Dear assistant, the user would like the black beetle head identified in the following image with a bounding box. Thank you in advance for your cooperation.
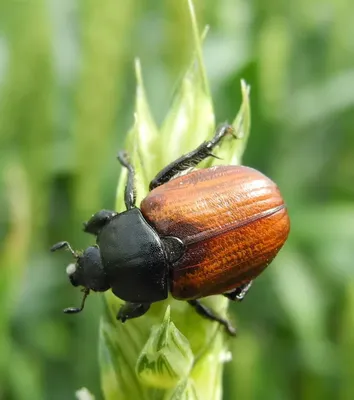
[51,241,110,314]
[66,246,110,292]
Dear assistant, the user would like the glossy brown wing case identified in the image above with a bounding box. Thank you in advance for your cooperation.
[140,165,290,300]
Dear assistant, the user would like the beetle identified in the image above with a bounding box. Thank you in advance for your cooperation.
[51,124,290,335]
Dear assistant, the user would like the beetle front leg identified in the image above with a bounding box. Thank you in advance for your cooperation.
[84,209,117,235]
[117,151,136,210]
[117,302,151,322]
[223,281,253,301]
[188,299,236,336]
[149,124,235,190]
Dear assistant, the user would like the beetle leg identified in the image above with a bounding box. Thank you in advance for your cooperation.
[223,281,253,302]
[149,124,235,190]
[63,288,90,314]
[117,151,136,210]
[84,209,117,235]
[117,302,151,322]
[188,299,236,336]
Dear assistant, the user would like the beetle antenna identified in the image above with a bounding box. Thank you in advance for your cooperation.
[63,288,90,314]
[51,241,77,258]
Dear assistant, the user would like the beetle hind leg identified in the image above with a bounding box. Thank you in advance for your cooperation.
[149,124,235,190]
[188,299,236,336]
[223,281,253,302]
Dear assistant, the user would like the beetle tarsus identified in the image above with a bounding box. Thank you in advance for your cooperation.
[117,150,137,210]
[149,123,235,190]
[208,123,234,146]
[117,301,151,322]
[188,299,236,336]
[223,281,253,302]
[63,288,90,314]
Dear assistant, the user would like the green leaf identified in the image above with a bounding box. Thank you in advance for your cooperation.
[115,59,160,210]
[75,388,96,400]
[136,307,194,389]
[99,1,252,399]
[164,379,198,400]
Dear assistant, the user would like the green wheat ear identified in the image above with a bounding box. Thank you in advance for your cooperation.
[99,1,251,399]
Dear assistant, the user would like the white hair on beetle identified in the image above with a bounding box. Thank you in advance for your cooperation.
[66,263,77,276]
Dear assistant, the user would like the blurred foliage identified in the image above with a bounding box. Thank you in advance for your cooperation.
[0,0,353,399]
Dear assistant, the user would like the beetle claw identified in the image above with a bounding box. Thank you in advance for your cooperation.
[209,152,222,160]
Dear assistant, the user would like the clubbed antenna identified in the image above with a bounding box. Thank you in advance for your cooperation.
[50,241,77,258]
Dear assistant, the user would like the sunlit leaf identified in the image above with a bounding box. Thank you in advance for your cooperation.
[100,1,252,399]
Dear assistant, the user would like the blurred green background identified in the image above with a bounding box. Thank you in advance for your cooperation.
[1,0,354,399]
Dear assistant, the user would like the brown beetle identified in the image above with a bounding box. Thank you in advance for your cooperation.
[51,124,290,335]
